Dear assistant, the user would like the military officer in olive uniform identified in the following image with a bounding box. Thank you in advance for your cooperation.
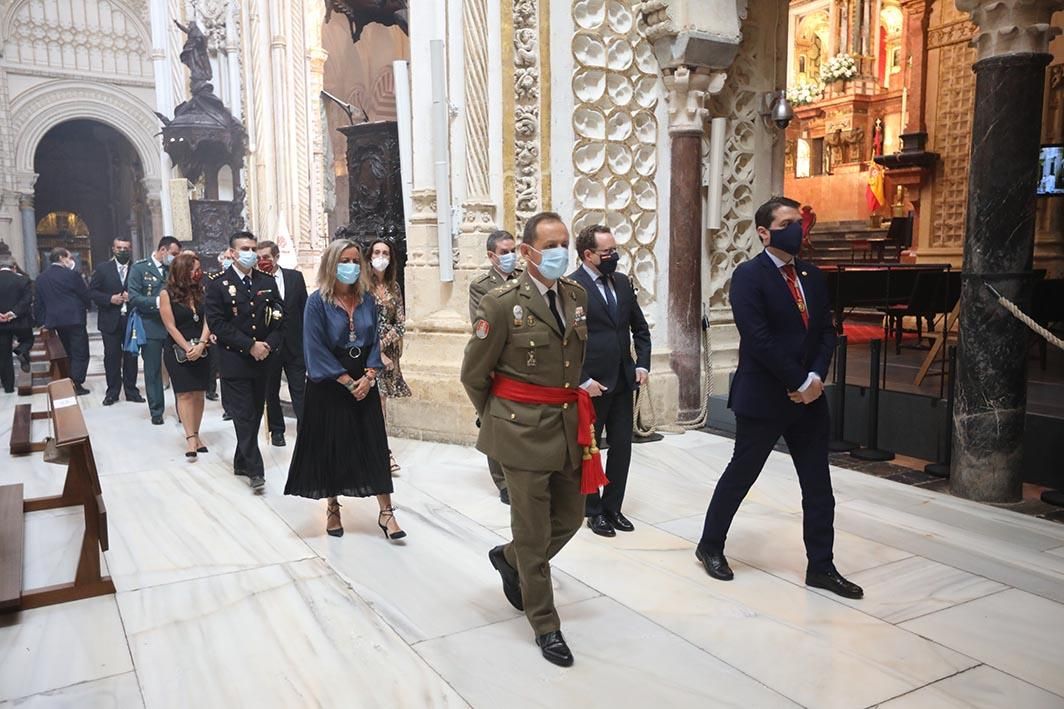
[467,229,522,503]
[461,212,595,668]
[128,236,183,424]
[205,231,285,493]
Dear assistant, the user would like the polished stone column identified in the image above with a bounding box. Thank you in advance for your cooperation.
[19,194,38,279]
[664,67,712,414]
[951,0,1064,502]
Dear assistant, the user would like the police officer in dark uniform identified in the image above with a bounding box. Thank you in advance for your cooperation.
[205,231,285,493]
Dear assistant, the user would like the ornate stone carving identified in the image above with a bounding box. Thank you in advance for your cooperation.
[664,67,725,135]
[705,22,762,308]
[635,0,676,42]
[512,0,542,230]
[4,0,152,79]
[927,20,978,50]
[462,0,495,232]
[189,198,245,259]
[410,189,438,222]
[336,123,405,248]
[930,39,977,247]
[572,0,661,309]
[956,0,1064,60]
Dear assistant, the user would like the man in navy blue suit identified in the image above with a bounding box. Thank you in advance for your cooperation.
[695,197,863,599]
[34,247,92,395]
[88,238,144,406]
[569,224,651,536]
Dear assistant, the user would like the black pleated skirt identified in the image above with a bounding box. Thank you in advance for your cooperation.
[284,378,393,499]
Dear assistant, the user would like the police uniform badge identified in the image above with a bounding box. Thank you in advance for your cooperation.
[475,319,490,339]
[228,284,237,298]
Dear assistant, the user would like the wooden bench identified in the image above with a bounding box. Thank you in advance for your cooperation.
[10,330,69,456]
[17,330,68,396]
[1,378,116,613]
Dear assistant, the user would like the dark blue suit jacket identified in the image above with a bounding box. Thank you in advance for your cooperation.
[728,251,835,419]
[568,265,651,393]
[33,263,90,329]
[88,259,130,335]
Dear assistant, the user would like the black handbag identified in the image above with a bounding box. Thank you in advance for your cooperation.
[173,339,203,364]
[332,343,367,379]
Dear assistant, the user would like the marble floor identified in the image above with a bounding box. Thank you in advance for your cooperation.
[2,348,1064,708]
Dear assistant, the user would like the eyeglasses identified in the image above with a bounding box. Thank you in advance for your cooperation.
[594,248,618,257]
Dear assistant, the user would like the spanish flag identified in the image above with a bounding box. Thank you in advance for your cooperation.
[866,162,886,212]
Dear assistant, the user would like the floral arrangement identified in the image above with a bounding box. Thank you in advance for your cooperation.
[786,80,825,106]
[819,53,858,83]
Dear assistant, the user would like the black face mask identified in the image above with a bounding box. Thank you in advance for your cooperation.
[114,250,131,265]
[768,222,803,256]
[597,253,619,276]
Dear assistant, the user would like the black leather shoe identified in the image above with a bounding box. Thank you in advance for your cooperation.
[125,392,146,403]
[695,546,734,581]
[499,488,510,505]
[488,545,524,611]
[222,411,232,421]
[249,475,266,493]
[605,511,635,532]
[536,631,574,668]
[586,514,616,537]
[806,567,864,599]
[102,396,117,406]
[271,433,286,447]
[205,391,219,401]
[151,415,164,425]
[73,385,90,396]
[19,353,30,373]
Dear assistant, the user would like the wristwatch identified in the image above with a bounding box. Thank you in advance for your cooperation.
[342,379,357,393]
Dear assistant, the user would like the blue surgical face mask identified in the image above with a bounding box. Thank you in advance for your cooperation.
[530,246,569,281]
[236,250,258,269]
[336,262,360,285]
[221,258,234,271]
[163,252,176,266]
[768,221,804,256]
[496,252,517,274]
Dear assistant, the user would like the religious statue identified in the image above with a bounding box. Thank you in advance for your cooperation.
[871,117,884,158]
[326,0,409,43]
[825,129,844,172]
[175,20,213,96]
[843,126,865,164]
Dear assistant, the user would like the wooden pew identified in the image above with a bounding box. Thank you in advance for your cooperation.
[16,330,69,396]
[0,483,23,610]
[2,378,116,612]
[10,330,69,456]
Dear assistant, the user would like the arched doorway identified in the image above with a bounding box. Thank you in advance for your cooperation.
[32,120,148,274]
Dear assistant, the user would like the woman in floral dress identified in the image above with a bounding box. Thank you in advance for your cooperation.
[367,238,411,474]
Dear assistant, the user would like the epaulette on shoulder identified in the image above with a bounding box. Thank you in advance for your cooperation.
[133,258,150,266]
[472,271,493,284]
[558,275,580,287]
[207,271,224,280]
[491,279,520,295]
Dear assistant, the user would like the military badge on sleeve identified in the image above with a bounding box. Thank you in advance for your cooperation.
[475,319,490,339]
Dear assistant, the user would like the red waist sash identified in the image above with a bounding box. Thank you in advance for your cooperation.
[490,374,608,494]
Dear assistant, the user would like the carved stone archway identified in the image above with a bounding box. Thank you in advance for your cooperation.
[11,80,161,183]
[11,80,164,256]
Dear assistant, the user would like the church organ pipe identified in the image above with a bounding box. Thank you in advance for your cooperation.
[430,39,454,283]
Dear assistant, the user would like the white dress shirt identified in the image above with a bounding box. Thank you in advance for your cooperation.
[272,267,285,301]
[151,254,165,308]
[764,249,818,393]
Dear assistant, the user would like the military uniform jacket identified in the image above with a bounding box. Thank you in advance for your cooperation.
[204,266,285,379]
[460,270,589,472]
[127,258,168,340]
[467,267,521,324]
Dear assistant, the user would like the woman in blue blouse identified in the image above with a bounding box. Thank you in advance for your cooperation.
[284,239,406,540]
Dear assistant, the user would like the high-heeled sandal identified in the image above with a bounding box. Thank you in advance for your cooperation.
[194,432,208,454]
[389,451,401,476]
[326,500,344,538]
[377,506,407,541]
[184,435,198,460]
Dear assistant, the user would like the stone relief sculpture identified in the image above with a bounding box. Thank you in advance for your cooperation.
[512,0,542,230]
[571,0,660,309]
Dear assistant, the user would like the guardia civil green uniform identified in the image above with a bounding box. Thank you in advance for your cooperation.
[127,256,169,419]
[461,270,589,636]
[467,266,521,493]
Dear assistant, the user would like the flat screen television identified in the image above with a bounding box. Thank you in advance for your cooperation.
[1037,144,1064,197]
